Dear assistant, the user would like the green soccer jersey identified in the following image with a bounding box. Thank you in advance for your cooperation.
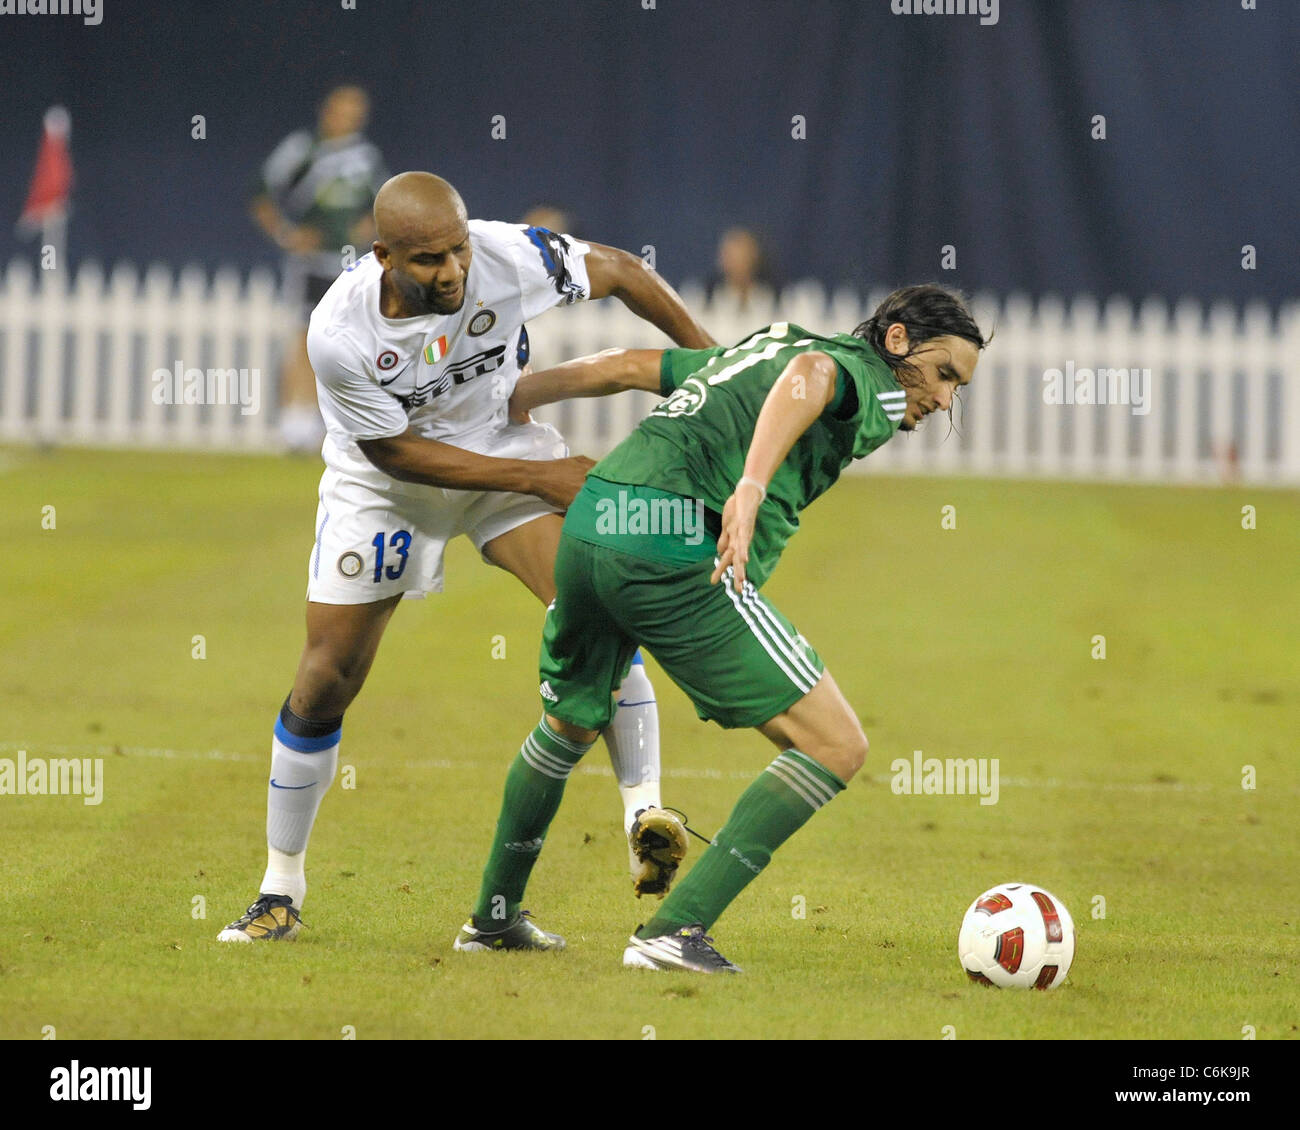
[589,322,907,589]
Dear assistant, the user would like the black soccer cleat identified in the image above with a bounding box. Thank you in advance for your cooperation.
[622,923,742,973]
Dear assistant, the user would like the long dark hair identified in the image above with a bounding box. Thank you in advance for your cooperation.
[853,284,988,388]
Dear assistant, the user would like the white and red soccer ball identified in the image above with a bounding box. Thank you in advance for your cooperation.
[958,883,1076,990]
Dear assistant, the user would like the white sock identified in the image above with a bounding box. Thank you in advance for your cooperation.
[262,725,339,909]
[261,846,307,910]
[603,656,661,833]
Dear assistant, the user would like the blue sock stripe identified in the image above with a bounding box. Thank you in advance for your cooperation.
[273,717,341,753]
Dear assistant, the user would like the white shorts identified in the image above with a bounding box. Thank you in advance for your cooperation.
[306,421,568,604]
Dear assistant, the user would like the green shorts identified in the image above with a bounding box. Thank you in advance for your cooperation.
[539,533,824,731]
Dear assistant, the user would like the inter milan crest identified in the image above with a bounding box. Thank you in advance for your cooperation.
[337,551,364,578]
[468,309,497,336]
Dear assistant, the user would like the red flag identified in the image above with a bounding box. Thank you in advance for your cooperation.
[19,106,73,233]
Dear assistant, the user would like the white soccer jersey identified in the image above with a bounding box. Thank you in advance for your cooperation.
[307,219,592,482]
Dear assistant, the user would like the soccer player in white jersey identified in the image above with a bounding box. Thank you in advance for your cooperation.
[218,172,714,945]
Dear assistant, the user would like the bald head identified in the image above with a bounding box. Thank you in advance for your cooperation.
[372,173,474,318]
[374,172,467,251]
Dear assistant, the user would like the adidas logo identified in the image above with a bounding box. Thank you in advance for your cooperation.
[504,836,545,854]
[539,681,558,702]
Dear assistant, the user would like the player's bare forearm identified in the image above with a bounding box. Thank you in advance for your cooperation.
[251,195,321,253]
[358,429,594,507]
[510,349,665,413]
[710,352,838,588]
[250,196,285,243]
[741,352,838,486]
[584,243,716,348]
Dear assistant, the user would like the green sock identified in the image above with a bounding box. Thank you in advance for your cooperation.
[641,749,845,938]
[471,719,593,929]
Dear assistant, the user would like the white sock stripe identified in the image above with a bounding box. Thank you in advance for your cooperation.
[783,748,845,790]
[738,583,821,686]
[764,761,825,810]
[537,718,592,756]
[523,735,575,774]
[722,564,811,686]
[521,736,574,779]
[782,752,842,798]
[720,576,816,694]
[774,753,837,806]
[520,747,569,780]
[527,731,584,769]
[728,571,819,689]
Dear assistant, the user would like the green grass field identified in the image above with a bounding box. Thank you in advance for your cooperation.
[1,445,1296,1040]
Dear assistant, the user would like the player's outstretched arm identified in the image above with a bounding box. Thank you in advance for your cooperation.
[711,351,839,589]
[510,348,665,415]
[584,243,716,349]
[358,429,595,509]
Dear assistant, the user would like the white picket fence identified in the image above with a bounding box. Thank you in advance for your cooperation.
[1,257,1297,485]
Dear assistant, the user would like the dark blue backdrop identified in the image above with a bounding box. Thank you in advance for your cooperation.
[2,0,1295,303]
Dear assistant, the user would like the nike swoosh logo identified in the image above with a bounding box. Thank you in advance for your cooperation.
[616,699,656,707]
[270,779,318,790]
[377,360,415,387]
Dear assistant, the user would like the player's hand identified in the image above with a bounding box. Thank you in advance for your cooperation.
[710,480,764,588]
[536,455,596,509]
[280,225,323,254]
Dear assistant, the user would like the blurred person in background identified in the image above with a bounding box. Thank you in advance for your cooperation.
[520,204,576,235]
[251,85,389,453]
[709,226,777,313]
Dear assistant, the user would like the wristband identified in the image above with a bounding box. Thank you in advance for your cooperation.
[737,476,767,502]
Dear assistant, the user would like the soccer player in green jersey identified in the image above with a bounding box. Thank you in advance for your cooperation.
[453,284,987,970]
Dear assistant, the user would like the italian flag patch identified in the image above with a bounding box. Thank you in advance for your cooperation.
[423,336,448,365]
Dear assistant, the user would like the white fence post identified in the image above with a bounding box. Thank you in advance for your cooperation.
[1170,299,1204,483]
[242,266,286,449]
[103,262,139,444]
[33,265,67,442]
[66,261,104,444]
[1135,296,1168,482]
[1281,303,1300,485]
[1,259,34,442]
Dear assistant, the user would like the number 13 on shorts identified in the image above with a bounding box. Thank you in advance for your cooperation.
[371,529,412,582]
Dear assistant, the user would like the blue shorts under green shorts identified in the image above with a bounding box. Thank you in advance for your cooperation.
[538,478,825,731]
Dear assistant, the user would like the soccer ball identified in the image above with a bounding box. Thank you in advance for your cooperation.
[958,883,1075,990]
